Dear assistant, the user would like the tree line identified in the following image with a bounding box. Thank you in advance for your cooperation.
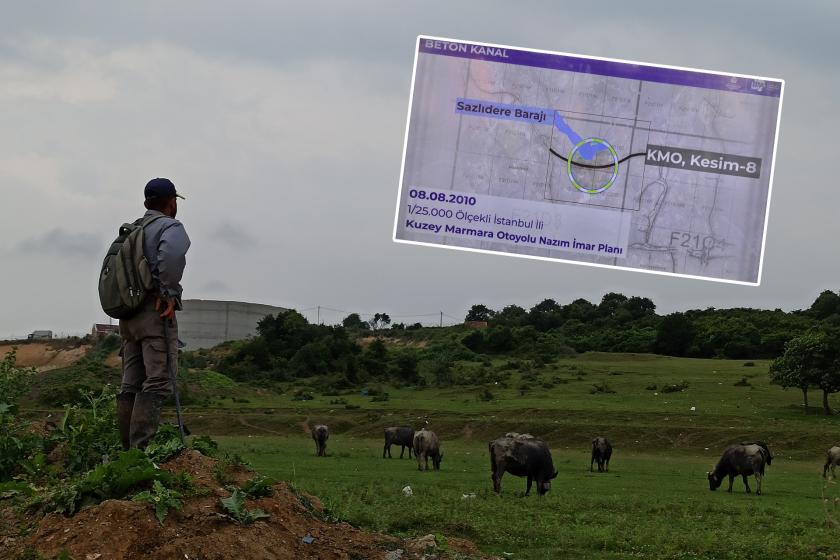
[210,290,840,412]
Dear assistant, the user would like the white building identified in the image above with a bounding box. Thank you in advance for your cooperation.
[176,299,286,350]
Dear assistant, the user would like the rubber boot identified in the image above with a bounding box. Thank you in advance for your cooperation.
[129,392,165,450]
[116,392,136,451]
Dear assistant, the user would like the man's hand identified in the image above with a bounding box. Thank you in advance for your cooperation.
[155,296,177,319]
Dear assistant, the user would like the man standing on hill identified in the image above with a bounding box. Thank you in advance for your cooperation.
[116,178,190,450]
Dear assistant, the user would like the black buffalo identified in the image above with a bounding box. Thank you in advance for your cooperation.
[383,426,415,459]
[490,434,558,496]
[311,424,329,457]
[708,442,772,495]
[590,437,613,472]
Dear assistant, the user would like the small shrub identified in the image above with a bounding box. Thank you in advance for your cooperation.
[661,381,689,393]
[344,404,360,410]
[743,362,755,367]
[145,424,184,463]
[292,391,314,401]
[132,479,183,524]
[645,384,658,391]
[190,435,220,457]
[477,388,494,402]
[733,377,752,387]
[217,488,270,525]
[590,382,616,394]
[241,474,276,498]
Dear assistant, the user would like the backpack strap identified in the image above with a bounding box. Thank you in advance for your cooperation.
[134,214,168,228]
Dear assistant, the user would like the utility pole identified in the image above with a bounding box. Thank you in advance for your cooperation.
[317,305,321,325]
[440,311,443,327]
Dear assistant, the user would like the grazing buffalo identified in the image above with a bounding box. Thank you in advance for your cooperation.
[707,442,772,495]
[413,429,442,471]
[383,426,415,459]
[590,437,613,472]
[823,446,840,479]
[741,440,773,465]
[490,435,558,496]
[311,424,329,457]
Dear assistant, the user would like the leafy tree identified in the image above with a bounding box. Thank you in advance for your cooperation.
[485,326,515,353]
[811,290,840,320]
[360,339,388,377]
[368,313,391,331]
[493,304,528,327]
[625,296,656,319]
[461,330,485,352]
[529,299,565,331]
[393,353,419,384]
[770,331,840,415]
[598,292,628,318]
[465,304,495,322]
[654,313,695,356]
[770,340,812,411]
[563,298,598,323]
[342,313,368,330]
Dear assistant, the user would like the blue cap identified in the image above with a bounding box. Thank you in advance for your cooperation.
[144,178,185,200]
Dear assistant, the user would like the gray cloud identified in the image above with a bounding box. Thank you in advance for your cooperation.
[16,228,102,258]
[208,222,258,249]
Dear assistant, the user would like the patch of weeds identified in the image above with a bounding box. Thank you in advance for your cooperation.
[241,474,276,498]
[217,488,270,525]
[590,382,616,394]
[132,479,183,524]
[661,381,689,393]
[477,388,494,402]
[145,424,184,463]
[733,377,752,387]
[434,533,449,552]
[743,362,755,367]
[292,390,314,401]
[645,384,658,391]
[371,393,390,402]
[344,404,360,410]
[190,435,220,457]
[47,449,164,515]
[212,463,235,486]
[329,398,348,405]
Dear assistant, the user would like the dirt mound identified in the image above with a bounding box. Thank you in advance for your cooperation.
[9,450,495,560]
[0,341,91,371]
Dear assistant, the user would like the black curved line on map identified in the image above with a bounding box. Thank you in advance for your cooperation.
[549,148,647,169]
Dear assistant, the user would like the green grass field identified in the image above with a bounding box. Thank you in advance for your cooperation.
[161,353,840,559]
[215,436,840,560]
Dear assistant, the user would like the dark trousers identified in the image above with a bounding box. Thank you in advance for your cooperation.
[119,300,177,396]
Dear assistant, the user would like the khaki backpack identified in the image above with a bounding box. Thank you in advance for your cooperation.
[98,215,165,319]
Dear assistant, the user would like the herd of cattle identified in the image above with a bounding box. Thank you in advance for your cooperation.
[310,425,840,496]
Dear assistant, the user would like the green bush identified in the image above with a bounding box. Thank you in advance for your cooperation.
[661,381,689,393]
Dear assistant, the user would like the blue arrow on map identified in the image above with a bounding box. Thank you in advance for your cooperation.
[553,112,606,161]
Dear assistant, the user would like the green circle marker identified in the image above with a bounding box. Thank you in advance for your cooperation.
[566,137,620,194]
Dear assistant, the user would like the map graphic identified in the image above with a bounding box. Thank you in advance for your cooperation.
[394,37,784,284]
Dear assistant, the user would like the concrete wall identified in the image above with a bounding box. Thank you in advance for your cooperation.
[177,299,286,350]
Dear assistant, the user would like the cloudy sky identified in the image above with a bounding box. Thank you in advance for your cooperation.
[0,1,836,336]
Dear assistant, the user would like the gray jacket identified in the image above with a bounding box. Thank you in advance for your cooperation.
[140,210,191,304]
